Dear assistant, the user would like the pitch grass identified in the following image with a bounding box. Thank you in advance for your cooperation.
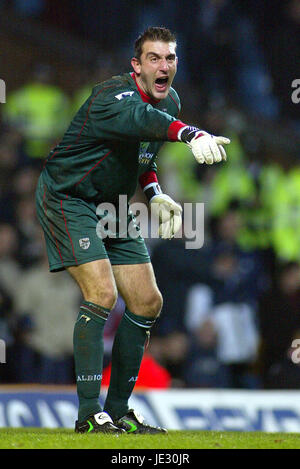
[0,428,300,449]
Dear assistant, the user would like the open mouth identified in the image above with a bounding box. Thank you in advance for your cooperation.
[155,77,169,92]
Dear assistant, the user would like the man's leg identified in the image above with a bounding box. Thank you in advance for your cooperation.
[67,259,121,430]
[103,262,165,431]
[35,181,124,432]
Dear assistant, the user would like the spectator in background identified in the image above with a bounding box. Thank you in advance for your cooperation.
[183,291,228,388]
[14,198,44,268]
[0,142,18,223]
[0,224,21,298]
[70,57,116,119]
[181,207,266,388]
[151,235,210,336]
[71,0,136,50]
[3,64,70,161]
[0,132,20,189]
[12,247,81,383]
[10,166,43,268]
[184,259,260,389]
[183,283,224,387]
[0,283,15,382]
[209,208,268,307]
[260,0,300,127]
[11,166,40,201]
[151,205,264,388]
[258,262,300,389]
[270,165,300,263]
[0,128,25,222]
[186,0,278,119]
[158,331,189,388]
[207,119,256,218]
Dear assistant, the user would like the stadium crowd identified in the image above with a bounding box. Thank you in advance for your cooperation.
[0,0,300,390]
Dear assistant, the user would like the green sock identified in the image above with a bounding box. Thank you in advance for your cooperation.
[73,301,110,422]
[103,308,156,421]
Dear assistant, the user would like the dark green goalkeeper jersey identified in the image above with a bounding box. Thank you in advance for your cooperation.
[42,72,181,203]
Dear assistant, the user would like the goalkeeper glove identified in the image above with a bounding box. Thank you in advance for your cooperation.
[178,126,230,165]
[143,182,182,239]
[150,193,182,239]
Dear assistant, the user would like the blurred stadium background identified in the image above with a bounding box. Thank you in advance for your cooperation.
[0,0,300,431]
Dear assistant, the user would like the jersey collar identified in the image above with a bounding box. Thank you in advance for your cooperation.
[130,72,160,105]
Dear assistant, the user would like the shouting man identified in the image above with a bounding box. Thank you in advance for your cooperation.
[35,27,230,434]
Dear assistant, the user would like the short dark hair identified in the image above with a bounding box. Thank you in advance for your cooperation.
[134,27,177,61]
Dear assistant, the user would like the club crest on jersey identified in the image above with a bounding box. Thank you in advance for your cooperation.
[79,237,90,250]
[115,91,135,100]
[139,141,154,165]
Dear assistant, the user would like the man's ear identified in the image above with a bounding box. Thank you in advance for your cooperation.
[131,57,141,75]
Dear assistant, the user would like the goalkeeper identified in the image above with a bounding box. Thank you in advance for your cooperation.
[35,26,230,434]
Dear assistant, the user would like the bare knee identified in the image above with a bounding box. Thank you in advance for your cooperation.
[85,284,118,310]
[68,259,118,311]
[130,289,163,319]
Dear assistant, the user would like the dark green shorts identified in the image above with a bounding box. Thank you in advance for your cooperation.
[35,174,150,272]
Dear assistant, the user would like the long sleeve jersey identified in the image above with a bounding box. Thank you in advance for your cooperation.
[42,72,181,204]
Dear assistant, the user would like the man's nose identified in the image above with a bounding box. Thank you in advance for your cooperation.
[159,59,169,71]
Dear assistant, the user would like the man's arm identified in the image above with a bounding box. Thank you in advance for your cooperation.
[89,88,230,159]
[89,89,177,142]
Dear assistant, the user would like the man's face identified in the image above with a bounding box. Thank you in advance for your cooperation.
[131,40,178,100]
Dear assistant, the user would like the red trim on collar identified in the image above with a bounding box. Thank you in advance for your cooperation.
[130,72,160,105]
